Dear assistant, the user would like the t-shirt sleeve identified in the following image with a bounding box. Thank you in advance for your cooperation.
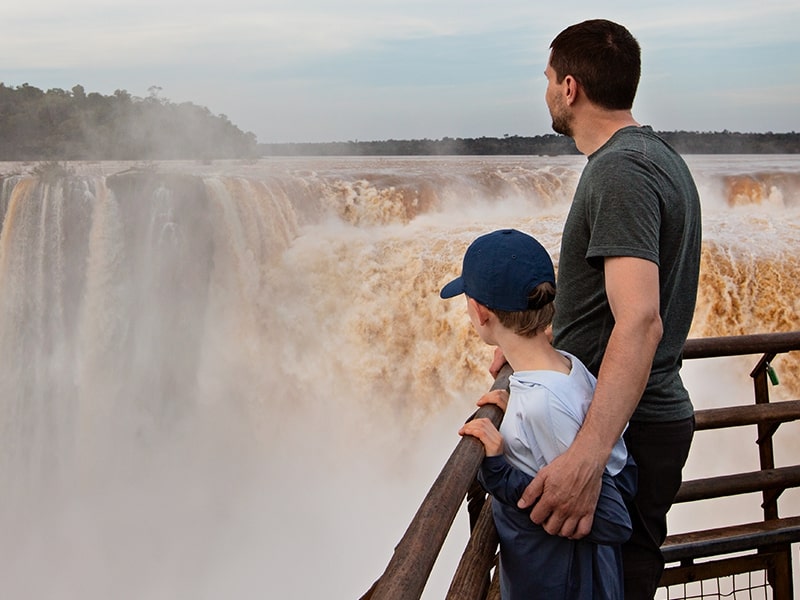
[477,455,533,507]
[587,470,633,545]
[583,152,661,266]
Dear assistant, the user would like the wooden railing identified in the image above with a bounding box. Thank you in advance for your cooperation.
[361,331,800,600]
[359,369,508,600]
[660,332,800,599]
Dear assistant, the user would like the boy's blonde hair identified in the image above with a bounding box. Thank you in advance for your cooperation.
[489,281,556,337]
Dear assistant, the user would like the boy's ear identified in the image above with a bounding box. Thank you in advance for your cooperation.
[468,297,492,325]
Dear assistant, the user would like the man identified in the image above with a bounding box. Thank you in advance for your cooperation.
[493,19,702,599]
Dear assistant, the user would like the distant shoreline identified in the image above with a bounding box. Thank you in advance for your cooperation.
[4,84,797,160]
[259,131,800,157]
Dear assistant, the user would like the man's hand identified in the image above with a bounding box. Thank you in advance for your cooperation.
[517,444,604,539]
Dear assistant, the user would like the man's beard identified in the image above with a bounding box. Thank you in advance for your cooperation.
[550,112,573,138]
[548,93,574,137]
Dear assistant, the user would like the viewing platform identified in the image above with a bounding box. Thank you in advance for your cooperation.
[361,331,800,600]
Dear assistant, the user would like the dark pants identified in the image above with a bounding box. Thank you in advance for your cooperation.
[622,417,695,600]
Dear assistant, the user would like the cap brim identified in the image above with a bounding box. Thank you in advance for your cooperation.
[440,277,465,299]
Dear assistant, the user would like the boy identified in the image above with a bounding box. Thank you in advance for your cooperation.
[440,228,636,600]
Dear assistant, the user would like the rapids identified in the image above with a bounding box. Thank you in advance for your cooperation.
[0,155,798,599]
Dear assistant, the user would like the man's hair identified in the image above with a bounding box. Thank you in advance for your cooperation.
[550,19,641,110]
[490,282,556,337]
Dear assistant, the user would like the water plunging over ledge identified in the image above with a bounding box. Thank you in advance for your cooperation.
[1,155,799,599]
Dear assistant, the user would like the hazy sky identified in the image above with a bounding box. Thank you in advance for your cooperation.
[3,1,799,143]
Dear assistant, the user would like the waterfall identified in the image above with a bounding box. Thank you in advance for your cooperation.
[0,156,798,599]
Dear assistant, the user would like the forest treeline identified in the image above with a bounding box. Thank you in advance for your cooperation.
[0,83,258,160]
[2,83,798,160]
[260,131,800,156]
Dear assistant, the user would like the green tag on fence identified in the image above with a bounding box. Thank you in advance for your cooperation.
[766,364,780,386]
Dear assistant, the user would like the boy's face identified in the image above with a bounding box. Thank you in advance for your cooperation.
[466,296,480,331]
[466,296,495,346]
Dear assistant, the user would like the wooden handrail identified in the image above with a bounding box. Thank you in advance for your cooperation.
[362,365,511,600]
[694,400,800,430]
[445,496,498,599]
[674,466,800,504]
[662,516,800,562]
[682,331,800,359]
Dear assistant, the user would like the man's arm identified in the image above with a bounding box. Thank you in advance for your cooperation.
[517,256,663,538]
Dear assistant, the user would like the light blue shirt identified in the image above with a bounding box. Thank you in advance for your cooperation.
[500,350,629,477]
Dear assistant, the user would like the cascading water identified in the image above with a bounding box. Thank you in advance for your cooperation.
[0,156,798,599]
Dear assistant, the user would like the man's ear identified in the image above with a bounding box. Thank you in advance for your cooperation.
[563,74,579,105]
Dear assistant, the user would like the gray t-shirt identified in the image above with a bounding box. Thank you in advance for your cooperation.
[552,126,701,422]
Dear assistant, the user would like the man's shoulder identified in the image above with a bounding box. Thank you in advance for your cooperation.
[595,125,671,156]
[587,127,684,181]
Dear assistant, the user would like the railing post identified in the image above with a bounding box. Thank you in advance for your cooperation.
[750,352,778,519]
[750,351,795,600]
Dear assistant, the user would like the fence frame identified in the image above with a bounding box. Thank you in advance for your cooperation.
[361,331,800,600]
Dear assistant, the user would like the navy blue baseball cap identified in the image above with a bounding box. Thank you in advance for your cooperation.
[440,229,555,311]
